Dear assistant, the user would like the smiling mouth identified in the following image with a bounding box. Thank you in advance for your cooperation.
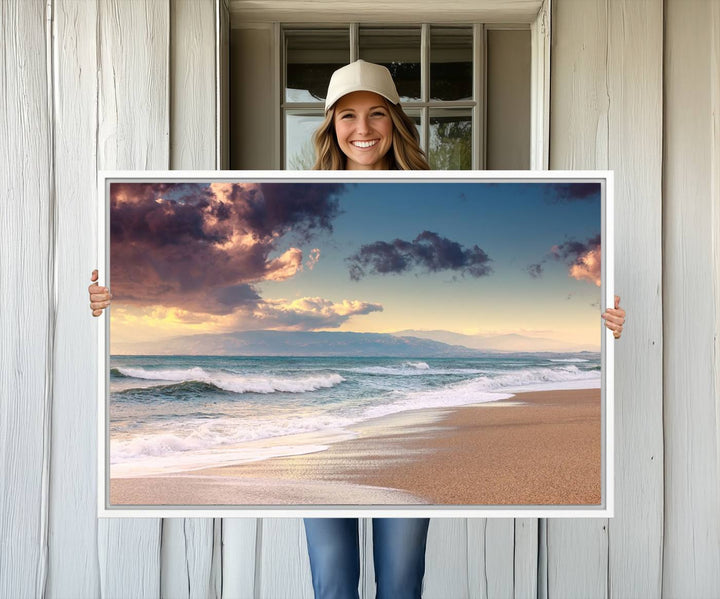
[350,139,379,148]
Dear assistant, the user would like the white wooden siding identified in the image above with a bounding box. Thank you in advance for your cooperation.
[1,0,719,597]
[96,0,168,593]
[47,0,102,595]
[663,0,720,596]
[0,0,53,597]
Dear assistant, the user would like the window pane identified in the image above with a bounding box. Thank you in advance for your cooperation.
[402,109,423,148]
[359,28,421,102]
[429,109,472,170]
[286,30,349,103]
[285,112,324,169]
[430,27,473,101]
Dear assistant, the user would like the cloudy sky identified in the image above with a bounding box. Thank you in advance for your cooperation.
[109,180,602,352]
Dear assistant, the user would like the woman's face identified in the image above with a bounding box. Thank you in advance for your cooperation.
[333,91,394,170]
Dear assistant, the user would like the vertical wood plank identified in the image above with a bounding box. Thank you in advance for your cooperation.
[47,0,102,595]
[513,519,538,599]
[0,0,52,597]
[606,0,664,597]
[161,520,217,599]
[547,1,609,595]
[221,519,257,598]
[663,1,720,595]
[423,519,470,599]
[218,0,230,169]
[257,519,314,598]
[96,1,169,595]
[162,1,220,597]
[170,0,216,171]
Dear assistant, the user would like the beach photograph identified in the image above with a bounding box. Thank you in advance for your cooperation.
[106,178,604,508]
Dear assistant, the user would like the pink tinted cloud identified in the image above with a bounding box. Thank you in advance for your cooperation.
[568,246,601,286]
[250,297,383,330]
[109,182,343,315]
[549,234,601,286]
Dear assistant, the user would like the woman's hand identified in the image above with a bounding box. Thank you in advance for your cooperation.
[601,295,625,339]
[89,269,112,317]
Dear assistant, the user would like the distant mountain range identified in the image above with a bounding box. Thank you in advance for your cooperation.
[112,329,597,357]
[392,329,597,353]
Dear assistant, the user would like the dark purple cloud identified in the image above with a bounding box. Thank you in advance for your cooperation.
[545,183,601,203]
[527,263,543,278]
[526,233,601,286]
[109,182,344,314]
[550,234,601,262]
[347,230,492,281]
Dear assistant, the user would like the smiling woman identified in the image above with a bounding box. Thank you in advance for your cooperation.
[333,91,394,170]
[311,60,430,171]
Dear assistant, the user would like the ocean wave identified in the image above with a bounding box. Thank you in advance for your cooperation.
[483,365,598,389]
[548,358,589,363]
[404,361,430,370]
[115,380,226,397]
[343,363,484,377]
[361,365,600,419]
[113,366,344,395]
[110,412,355,462]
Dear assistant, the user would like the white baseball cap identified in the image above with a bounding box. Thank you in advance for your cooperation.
[324,60,400,112]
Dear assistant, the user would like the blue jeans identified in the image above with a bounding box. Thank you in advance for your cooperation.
[303,517,430,599]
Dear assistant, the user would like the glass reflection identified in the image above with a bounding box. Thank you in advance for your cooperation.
[430,27,473,101]
[429,109,472,170]
[286,30,350,103]
[359,28,421,102]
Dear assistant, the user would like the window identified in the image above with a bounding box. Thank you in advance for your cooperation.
[228,23,532,170]
[283,25,480,170]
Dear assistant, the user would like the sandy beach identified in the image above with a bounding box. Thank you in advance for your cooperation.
[109,388,602,507]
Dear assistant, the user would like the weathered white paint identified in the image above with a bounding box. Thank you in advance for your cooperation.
[423,520,471,598]
[0,0,52,597]
[229,0,543,24]
[3,0,720,597]
[163,2,221,597]
[47,0,102,596]
[218,0,231,169]
[221,519,258,598]
[530,0,550,170]
[663,0,720,595]
[258,518,314,597]
[96,0,169,595]
[548,2,665,598]
[605,1,664,596]
[547,2,610,592]
[513,518,539,598]
[170,0,217,171]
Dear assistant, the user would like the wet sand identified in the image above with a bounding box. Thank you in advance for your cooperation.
[109,388,602,507]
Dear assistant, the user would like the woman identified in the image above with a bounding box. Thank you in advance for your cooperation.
[301,60,433,599]
[88,60,626,598]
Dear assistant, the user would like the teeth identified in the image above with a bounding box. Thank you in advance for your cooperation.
[351,140,378,148]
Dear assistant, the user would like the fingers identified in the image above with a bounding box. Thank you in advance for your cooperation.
[89,269,112,316]
[602,298,625,340]
[601,310,624,325]
[90,290,112,301]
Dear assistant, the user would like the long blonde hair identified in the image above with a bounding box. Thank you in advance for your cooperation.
[312,100,430,171]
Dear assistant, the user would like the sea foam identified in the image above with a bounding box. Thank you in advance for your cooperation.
[115,366,344,394]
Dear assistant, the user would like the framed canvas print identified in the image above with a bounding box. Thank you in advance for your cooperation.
[97,170,614,518]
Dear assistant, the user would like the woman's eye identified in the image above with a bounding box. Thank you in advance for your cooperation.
[340,113,354,119]
[371,111,387,117]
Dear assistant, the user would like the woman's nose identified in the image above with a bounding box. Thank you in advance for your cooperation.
[355,116,370,134]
